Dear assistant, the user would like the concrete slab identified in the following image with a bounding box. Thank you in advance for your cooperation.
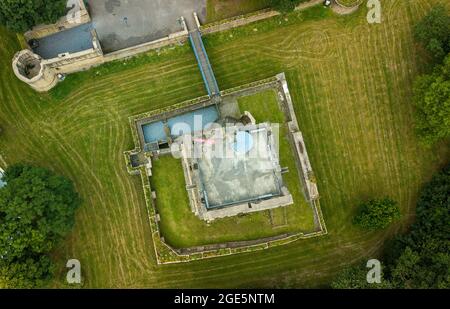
[195,124,283,208]
[87,0,206,53]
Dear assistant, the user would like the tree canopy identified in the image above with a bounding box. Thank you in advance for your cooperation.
[414,5,450,62]
[0,164,80,287]
[332,164,450,288]
[0,0,67,32]
[353,198,401,230]
[331,261,392,289]
[387,164,450,288]
[413,54,450,145]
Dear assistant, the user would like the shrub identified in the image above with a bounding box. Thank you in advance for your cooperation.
[414,5,450,62]
[412,53,450,146]
[353,198,401,230]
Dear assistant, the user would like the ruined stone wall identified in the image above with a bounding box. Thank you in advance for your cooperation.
[12,50,58,92]
[201,9,278,35]
[200,0,324,35]
[104,33,188,62]
[34,17,189,82]
[335,0,363,8]
[44,51,102,74]
[276,73,319,202]
[48,53,104,74]
[103,17,188,62]
[333,0,362,15]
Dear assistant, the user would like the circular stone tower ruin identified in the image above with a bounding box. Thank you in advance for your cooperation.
[12,50,58,92]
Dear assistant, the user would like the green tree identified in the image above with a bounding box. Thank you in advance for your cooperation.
[334,165,450,289]
[353,198,401,230]
[387,165,450,289]
[413,54,450,145]
[0,164,80,287]
[0,0,67,32]
[0,256,52,288]
[331,262,392,289]
[414,5,450,62]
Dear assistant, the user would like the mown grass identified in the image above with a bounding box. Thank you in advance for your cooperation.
[0,1,449,288]
[336,0,362,7]
[238,89,315,232]
[49,44,194,101]
[206,0,272,22]
[238,89,284,123]
[204,5,331,48]
[151,89,315,248]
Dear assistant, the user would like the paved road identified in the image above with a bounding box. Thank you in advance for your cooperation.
[88,0,206,53]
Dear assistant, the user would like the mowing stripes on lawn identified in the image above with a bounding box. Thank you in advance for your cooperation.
[0,1,448,288]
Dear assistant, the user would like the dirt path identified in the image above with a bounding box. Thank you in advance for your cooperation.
[332,0,362,15]
[295,0,324,11]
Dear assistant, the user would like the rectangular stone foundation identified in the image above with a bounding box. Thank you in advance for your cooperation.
[178,123,293,222]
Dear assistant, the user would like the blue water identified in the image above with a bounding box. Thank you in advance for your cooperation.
[33,23,94,59]
[233,131,254,154]
[168,106,219,137]
[142,121,166,144]
[142,106,219,144]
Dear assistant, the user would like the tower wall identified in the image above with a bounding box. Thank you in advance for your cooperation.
[12,50,58,92]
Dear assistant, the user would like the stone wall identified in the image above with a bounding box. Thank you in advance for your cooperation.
[333,0,363,15]
[12,50,58,92]
[201,9,278,35]
[15,0,336,92]
[276,73,326,233]
[39,26,188,77]
[276,73,319,202]
[335,0,363,8]
[104,16,188,62]
[200,0,323,35]
[34,28,104,75]
[15,19,189,91]
[104,32,188,62]
[126,74,328,264]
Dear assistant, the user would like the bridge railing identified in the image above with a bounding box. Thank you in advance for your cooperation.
[189,30,220,97]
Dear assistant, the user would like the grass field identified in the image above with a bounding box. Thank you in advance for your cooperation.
[0,0,449,288]
[151,89,315,249]
[336,0,363,7]
[237,89,316,229]
[206,0,271,22]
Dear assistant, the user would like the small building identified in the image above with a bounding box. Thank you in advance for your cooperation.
[12,0,103,92]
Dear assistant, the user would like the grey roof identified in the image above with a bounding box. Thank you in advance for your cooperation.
[32,23,94,59]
